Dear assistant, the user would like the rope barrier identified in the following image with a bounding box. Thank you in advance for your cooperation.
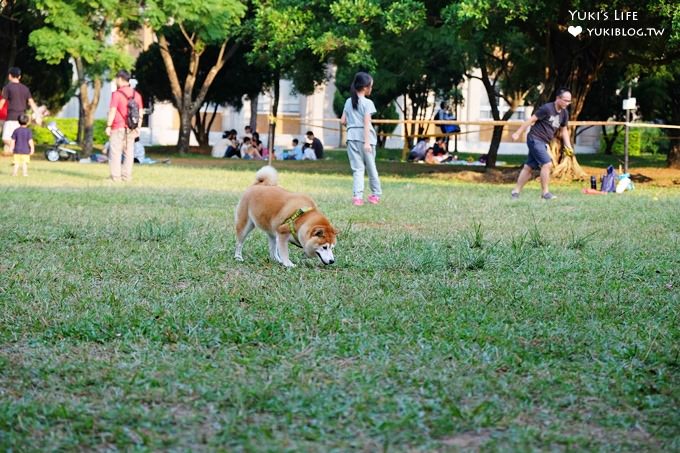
[265,116,680,129]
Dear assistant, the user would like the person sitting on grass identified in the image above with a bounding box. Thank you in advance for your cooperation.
[286,138,304,160]
[223,129,240,158]
[432,136,449,159]
[242,139,263,160]
[424,147,453,165]
[408,138,428,162]
[302,143,317,160]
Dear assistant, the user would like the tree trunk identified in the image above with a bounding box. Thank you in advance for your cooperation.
[668,138,680,169]
[549,139,588,180]
[192,103,219,147]
[192,104,207,147]
[156,33,238,154]
[82,107,95,155]
[601,125,621,155]
[75,59,101,155]
[267,74,281,153]
[178,109,193,153]
[479,64,511,170]
[249,95,258,133]
[77,99,85,144]
[0,0,18,77]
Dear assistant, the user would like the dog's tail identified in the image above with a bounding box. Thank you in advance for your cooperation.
[254,165,278,186]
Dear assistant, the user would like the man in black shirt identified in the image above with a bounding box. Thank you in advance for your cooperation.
[0,67,40,155]
[305,131,324,159]
[510,89,574,200]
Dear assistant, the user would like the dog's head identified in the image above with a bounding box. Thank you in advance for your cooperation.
[302,224,338,265]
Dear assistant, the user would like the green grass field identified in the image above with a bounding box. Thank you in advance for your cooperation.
[1,156,678,451]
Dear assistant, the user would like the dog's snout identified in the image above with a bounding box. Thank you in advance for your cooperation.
[328,259,335,264]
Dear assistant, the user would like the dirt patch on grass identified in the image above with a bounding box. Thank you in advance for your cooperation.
[427,166,680,187]
[440,430,493,449]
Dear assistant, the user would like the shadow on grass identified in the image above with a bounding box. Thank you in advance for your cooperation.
[38,166,105,181]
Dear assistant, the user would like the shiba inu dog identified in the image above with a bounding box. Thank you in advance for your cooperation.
[234,166,337,267]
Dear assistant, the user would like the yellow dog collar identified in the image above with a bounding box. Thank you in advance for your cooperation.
[283,207,314,238]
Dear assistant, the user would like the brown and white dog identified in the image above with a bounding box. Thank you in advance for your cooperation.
[234,166,337,267]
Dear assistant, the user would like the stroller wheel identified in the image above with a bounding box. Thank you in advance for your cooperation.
[45,148,60,162]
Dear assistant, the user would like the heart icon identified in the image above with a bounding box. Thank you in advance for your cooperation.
[568,25,583,37]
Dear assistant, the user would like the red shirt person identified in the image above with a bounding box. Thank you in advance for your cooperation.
[105,69,143,182]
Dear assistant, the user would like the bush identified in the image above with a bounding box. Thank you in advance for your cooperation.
[599,126,670,156]
[640,127,670,155]
[31,118,108,146]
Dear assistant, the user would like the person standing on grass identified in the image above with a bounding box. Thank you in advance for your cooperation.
[9,114,34,177]
[105,69,143,182]
[340,72,382,206]
[510,88,574,200]
[1,67,40,155]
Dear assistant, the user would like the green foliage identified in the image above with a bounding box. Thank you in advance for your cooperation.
[599,127,669,156]
[31,118,107,146]
[0,0,74,113]
[29,0,136,74]
[143,0,246,45]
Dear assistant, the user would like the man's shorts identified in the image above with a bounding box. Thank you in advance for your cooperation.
[2,120,20,141]
[13,153,30,164]
[525,137,552,169]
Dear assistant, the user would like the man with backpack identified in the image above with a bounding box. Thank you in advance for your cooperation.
[105,69,143,182]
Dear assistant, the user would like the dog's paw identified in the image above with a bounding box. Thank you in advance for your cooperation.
[282,261,296,268]
[234,255,244,262]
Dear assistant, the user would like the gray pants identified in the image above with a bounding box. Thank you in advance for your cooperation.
[347,140,382,198]
[109,128,135,181]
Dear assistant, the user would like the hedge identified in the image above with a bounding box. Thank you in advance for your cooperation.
[599,126,670,156]
[31,118,108,146]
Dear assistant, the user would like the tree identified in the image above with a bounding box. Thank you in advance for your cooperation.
[29,0,136,153]
[249,0,331,150]
[445,4,542,167]
[313,0,465,151]
[142,0,247,153]
[0,0,72,113]
[446,0,678,174]
[636,62,680,168]
[135,35,271,147]
[578,62,629,155]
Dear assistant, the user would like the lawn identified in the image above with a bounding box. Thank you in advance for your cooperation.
[1,156,678,451]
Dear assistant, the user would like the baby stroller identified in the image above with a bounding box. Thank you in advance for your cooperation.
[44,122,79,162]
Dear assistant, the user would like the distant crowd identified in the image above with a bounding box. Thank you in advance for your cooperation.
[216,126,324,161]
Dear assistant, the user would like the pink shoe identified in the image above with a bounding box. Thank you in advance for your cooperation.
[367,194,380,205]
[352,197,364,206]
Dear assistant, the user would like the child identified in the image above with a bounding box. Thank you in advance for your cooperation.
[340,72,382,206]
[287,138,303,160]
[10,114,34,176]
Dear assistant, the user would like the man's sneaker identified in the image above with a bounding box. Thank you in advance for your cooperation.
[541,192,557,200]
[367,194,380,205]
[511,191,520,200]
[352,197,364,206]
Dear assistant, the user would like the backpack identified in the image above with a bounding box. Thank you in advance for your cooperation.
[121,89,140,130]
[440,111,460,134]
